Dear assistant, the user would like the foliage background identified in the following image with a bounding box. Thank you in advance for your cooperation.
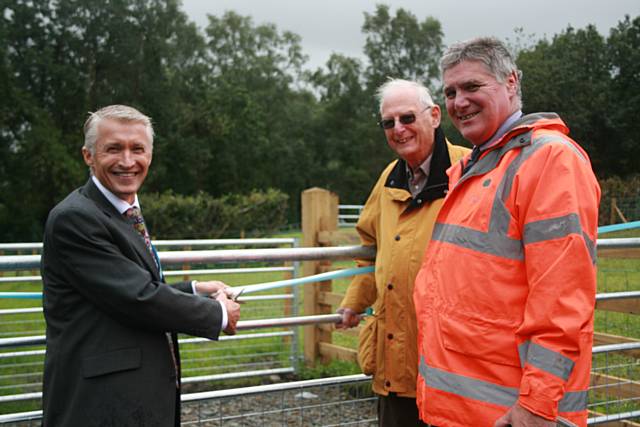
[1,1,638,241]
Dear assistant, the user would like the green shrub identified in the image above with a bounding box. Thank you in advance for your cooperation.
[141,189,289,238]
[221,188,289,237]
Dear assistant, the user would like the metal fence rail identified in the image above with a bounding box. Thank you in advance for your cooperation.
[0,238,298,253]
[0,245,376,271]
[338,204,363,228]
[0,238,315,420]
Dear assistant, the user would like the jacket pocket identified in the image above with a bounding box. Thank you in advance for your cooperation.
[440,313,520,368]
[82,347,142,378]
[358,316,377,375]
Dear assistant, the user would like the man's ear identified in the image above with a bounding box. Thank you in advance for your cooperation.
[506,70,519,96]
[430,104,442,129]
[82,147,93,169]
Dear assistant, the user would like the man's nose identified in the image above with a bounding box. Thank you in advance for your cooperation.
[393,119,406,132]
[454,93,470,110]
[118,150,135,167]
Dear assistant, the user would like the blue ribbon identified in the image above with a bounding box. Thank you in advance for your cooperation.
[598,220,640,235]
[0,266,375,299]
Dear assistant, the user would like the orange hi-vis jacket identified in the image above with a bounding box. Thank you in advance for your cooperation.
[413,113,600,427]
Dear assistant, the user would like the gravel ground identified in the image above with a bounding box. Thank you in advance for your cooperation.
[0,380,377,427]
[181,381,377,426]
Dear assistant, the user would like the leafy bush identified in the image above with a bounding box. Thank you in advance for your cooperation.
[141,189,289,238]
[221,188,290,237]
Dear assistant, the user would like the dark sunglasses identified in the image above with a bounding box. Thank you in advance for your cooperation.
[378,106,432,130]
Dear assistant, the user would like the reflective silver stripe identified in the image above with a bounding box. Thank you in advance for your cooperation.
[532,134,586,163]
[518,341,530,368]
[453,130,533,189]
[432,223,523,260]
[419,356,518,407]
[524,214,597,264]
[497,133,585,209]
[495,135,541,204]
[583,231,597,265]
[518,341,574,381]
[524,214,582,245]
[559,390,588,413]
[419,356,587,412]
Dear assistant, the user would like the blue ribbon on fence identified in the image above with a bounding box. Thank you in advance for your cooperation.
[0,266,376,300]
[598,220,640,235]
[0,292,42,299]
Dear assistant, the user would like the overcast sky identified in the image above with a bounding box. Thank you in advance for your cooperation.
[181,0,639,70]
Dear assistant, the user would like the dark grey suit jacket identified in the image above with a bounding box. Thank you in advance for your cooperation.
[41,179,223,427]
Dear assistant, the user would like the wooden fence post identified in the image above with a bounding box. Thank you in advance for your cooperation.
[301,187,338,366]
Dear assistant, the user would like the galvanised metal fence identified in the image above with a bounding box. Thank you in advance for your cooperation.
[337,205,363,228]
[0,239,309,413]
[0,239,640,425]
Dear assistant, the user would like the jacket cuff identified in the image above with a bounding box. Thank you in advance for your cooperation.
[518,372,563,420]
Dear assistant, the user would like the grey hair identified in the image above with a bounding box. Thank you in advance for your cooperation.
[83,105,154,155]
[375,78,435,114]
[440,37,523,108]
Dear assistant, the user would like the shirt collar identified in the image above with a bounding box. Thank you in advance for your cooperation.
[91,175,140,214]
[479,110,523,151]
[405,153,433,181]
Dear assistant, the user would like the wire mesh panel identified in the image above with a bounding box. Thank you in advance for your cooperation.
[0,239,302,416]
[591,258,640,424]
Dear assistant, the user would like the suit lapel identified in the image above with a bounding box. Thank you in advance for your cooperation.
[82,179,162,280]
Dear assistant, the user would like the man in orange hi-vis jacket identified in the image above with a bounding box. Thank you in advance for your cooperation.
[413,37,600,427]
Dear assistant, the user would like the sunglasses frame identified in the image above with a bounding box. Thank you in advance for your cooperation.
[378,105,433,130]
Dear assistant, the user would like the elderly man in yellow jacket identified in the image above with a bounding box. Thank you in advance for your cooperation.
[336,78,469,427]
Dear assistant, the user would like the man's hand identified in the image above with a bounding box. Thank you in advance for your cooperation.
[335,307,362,329]
[216,292,240,335]
[494,403,556,427]
[194,280,229,296]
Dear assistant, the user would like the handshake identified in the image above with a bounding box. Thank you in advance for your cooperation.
[193,280,242,335]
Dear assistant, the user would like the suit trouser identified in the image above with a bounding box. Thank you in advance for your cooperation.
[377,392,430,427]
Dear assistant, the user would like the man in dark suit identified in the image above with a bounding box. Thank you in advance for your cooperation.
[41,104,241,426]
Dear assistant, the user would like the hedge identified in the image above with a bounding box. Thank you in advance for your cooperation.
[141,188,289,239]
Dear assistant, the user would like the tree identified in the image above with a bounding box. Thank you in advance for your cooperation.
[0,0,208,240]
[605,15,640,176]
[150,11,317,221]
[362,4,444,91]
[308,53,388,203]
[517,25,613,176]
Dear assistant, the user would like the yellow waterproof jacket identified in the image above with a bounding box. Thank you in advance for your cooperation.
[414,113,600,426]
[340,128,469,397]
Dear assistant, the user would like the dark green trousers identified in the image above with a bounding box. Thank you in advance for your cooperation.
[377,393,430,427]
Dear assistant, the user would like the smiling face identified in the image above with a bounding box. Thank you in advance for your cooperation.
[82,118,152,204]
[443,60,518,146]
[380,85,441,169]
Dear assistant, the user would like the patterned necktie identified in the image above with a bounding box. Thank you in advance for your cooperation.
[463,145,482,175]
[124,207,152,251]
[124,207,160,270]
[123,207,178,387]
